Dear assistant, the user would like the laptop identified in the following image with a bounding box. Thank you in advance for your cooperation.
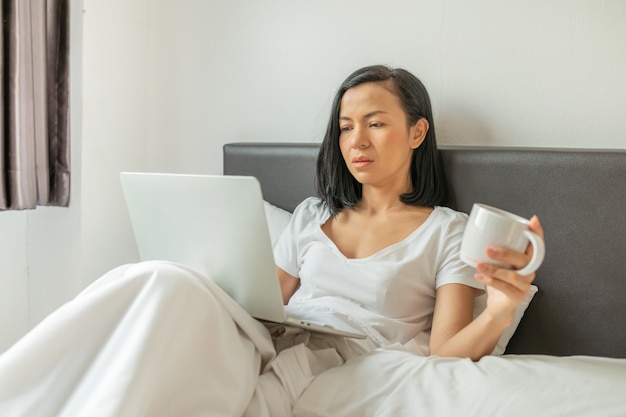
[119,172,366,339]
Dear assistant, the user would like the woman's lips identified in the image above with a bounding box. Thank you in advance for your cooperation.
[352,156,373,168]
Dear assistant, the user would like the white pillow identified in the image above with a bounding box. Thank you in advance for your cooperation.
[262,200,536,355]
[263,201,293,247]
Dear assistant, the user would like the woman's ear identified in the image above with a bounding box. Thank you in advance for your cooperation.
[410,118,429,149]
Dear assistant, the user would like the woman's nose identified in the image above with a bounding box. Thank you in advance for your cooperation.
[350,126,370,149]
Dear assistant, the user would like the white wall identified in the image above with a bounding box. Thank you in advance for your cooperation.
[80,0,150,286]
[1,0,625,353]
[0,213,28,351]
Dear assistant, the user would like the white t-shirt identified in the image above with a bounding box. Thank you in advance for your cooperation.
[274,197,482,347]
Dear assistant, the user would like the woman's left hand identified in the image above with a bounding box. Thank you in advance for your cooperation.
[475,215,544,322]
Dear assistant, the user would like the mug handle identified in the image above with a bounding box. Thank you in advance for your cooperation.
[516,230,546,276]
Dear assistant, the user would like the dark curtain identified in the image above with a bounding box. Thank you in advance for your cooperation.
[0,0,70,210]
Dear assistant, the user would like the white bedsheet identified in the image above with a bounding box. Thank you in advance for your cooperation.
[294,346,626,417]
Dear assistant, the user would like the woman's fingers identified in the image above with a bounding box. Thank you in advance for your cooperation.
[525,215,544,260]
[477,261,533,284]
[475,262,533,304]
[476,275,528,303]
[485,247,530,271]
[529,215,544,239]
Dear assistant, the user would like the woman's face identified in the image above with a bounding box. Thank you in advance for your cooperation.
[338,82,427,192]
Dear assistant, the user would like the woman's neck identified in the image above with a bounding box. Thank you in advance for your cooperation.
[356,187,408,216]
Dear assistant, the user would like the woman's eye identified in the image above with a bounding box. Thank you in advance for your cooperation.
[340,126,353,132]
[369,122,383,128]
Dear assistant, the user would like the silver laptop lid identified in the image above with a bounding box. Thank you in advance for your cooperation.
[119,172,286,323]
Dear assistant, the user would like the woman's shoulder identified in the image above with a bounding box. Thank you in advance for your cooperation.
[292,196,331,224]
[429,206,469,232]
[433,206,469,221]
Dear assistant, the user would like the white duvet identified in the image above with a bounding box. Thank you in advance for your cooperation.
[294,348,626,417]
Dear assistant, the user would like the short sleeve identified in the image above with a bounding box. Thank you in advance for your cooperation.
[273,197,324,278]
[435,210,484,291]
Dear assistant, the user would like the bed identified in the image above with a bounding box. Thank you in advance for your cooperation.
[224,142,626,416]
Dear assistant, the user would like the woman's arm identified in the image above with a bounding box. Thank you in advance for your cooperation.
[276,266,299,305]
[429,216,544,361]
[429,284,512,360]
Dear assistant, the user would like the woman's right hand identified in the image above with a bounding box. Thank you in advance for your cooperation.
[475,215,544,322]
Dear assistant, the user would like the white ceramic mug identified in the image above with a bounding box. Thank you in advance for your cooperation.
[461,203,545,276]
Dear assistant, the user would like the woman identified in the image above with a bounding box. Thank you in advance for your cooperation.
[0,65,543,417]
[276,65,541,360]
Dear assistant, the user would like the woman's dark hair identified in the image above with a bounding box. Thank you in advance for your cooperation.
[315,64,447,216]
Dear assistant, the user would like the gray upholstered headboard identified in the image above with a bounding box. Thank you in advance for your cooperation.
[224,142,626,358]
